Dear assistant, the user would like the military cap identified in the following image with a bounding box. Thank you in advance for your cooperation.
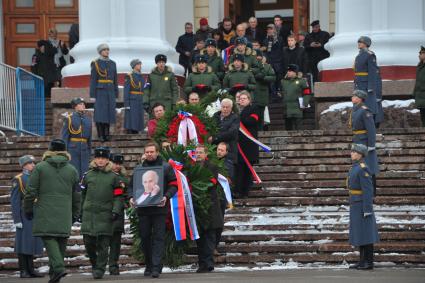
[94,147,110,159]
[420,46,425,53]
[70,97,85,108]
[130,59,142,69]
[351,143,368,157]
[358,36,372,47]
[97,43,110,54]
[205,38,217,47]
[155,54,167,64]
[353,89,367,100]
[233,53,245,63]
[195,54,208,64]
[49,139,66,152]
[19,155,35,167]
[235,37,248,45]
[110,153,124,164]
[255,49,263,57]
[310,20,320,27]
[287,64,299,73]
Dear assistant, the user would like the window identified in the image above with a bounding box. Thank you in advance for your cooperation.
[17,48,35,66]
[15,0,34,7]
[55,23,72,33]
[55,0,73,7]
[16,23,36,34]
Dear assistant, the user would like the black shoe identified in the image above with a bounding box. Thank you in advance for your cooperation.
[152,270,160,278]
[48,271,67,283]
[357,262,374,270]
[20,271,32,278]
[144,268,152,277]
[92,269,104,279]
[196,267,209,273]
[208,266,214,272]
[30,271,45,278]
[109,268,120,275]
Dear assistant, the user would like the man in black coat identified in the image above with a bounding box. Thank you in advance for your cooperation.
[209,98,240,165]
[31,40,59,97]
[175,22,195,76]
[304,20,330,82]
[282,34,309,75]
[129,142,177,278]
[194,144,223,273]
[273,15,292,46]
[246,17,265,45]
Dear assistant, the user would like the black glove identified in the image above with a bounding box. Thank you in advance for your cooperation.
[255,72,265,80]
[25,212,33,220]
[111,213,119,221]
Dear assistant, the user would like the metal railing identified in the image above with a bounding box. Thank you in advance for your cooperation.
[0,63,45,136]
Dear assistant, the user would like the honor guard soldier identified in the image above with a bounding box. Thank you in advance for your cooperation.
[350,90,379,196]
[347,144,379,270]
[146,54,179,112]
[108,153,129,275]
[183,54,221,100]
[61,97,92,178]
[413,46,425,127]
[90,43,118,142]
[80,147,125,279]
[223,53,256,95]
[354,36,379,121]
[124,59,148,134]
[11,155,44,278]
[24,139,81,283]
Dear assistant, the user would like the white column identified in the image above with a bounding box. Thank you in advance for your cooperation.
[309,0,330,32]
[0,1,4,63]
[208,0,224,30]
[319,0,425,72]
[62,0,184,79]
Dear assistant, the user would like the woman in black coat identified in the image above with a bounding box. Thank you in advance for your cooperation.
[236,90,260,198]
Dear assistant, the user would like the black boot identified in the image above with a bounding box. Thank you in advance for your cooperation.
[18,254,31,278]
[357,244,374,270]
[104,124,110,141]
[349,246,364,269]
[96,123,105,142]
[27,255,44,277]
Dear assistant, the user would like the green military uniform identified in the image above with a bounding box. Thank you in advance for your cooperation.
[183,65,221,99]
[23,140,80,282]
[223,62,256,94]
[413,46,425,126]
[229,47,259,71]
[81,157,124,279]
[201,48,225,81]
[281,76,311,130]
[146,66,179,111]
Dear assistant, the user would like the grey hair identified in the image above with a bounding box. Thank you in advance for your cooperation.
[221,98,233,107]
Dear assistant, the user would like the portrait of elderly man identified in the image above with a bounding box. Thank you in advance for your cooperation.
[136,170,162,206]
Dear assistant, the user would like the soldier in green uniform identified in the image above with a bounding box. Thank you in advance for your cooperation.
[223,54,256,95]
[201,38,225,81]
[183,54,221,99]
[229,37,258,70]
[108,153,129,275]
[80,147,125,279]
[146,54,179,112]
[280,64,312,130]
[24,139,80,283]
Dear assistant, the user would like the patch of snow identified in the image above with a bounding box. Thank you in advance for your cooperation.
[321,102,353,115]
[382,99,414,108]
[408,109,420,114]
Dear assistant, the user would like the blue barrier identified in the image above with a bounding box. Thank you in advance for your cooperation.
[15,68,45,136]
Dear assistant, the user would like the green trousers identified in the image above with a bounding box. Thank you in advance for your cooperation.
[83,235,111,275]
[108,231,122,271]
[41,237,68,276]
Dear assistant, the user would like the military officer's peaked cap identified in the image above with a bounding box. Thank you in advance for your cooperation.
[155,54,167,64]
[235,37,248,45]
[110,153,124,164]
[287,64,299,72]
[95,147,110,159]
[130,59,142,69]
[420,46,425,53]
[97,43,110,54]
[233,53,245,63]
[352,89,367,100]
[49,139,67,152]
[310,20,320,27]
[19,155,35,167]
[70,97,85,107]
[358,36,372,47]
[205,38,217,47]
[351,143,368,157]
[195,54,208,64]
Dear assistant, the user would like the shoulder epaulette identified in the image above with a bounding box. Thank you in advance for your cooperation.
[361,105,368,110]
[360,162,366,168]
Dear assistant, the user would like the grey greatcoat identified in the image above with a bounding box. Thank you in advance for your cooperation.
[354,48,378,115]
[89,58,118,124]
[347,160,379,247]
[124,71,146,132]
[10,171,43,255]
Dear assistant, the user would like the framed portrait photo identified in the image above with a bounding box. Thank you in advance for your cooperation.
[132,166,164,207]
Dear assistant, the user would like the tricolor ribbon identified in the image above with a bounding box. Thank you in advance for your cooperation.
[218,174,233,209]
[185,149,197,162]
[177,111,199,146]
[222,45,234,65]
[169,159,199,241]
[237,143,262,184]
[239,122,271,152]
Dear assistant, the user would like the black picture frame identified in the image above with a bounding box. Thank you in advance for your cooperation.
[132,166,164,207]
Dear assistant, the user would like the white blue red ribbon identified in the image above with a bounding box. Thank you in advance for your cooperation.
[177,111,199,146]
[239,122,271,152]
[218,173,233,209]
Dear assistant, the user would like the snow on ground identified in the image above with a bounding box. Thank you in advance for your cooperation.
[321,102,353,115]
[320,99,416,115]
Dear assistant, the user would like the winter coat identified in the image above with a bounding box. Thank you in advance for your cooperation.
[61,111,92,178]
[146,66,179,111]
[112,167,129,233]
[24,151,80,237]
[201,49,226,81]
[223,63,256,93]
[350,103,379,175]
[124,71,147,132]
[354,48,378,114]
[347,160,379,247]
[89,58,118,124]
[212,111,240,164]
[252,59,276,107]
[282,45,309,74]
[413,61,425,108]
[175,32,195,70]
[375,67,384,124]
[262,36,285,74]
[246,27,266,45]
[80,160,124,236]
[129,157,178,216]
[183,66,221,99]
[10,171,43,255]
[238,105,260,164]
[281,76,311,118]
[195,27,213,41]
[229,47,259,70]
[199,161,223,230]
[304,30,331,64]
[31,43,59,84]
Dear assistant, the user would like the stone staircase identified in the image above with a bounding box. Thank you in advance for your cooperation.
[1,128,425,275]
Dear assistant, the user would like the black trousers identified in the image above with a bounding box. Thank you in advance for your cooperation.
[96,123,110,140]
[285,117,302,131]
[236,161,253,197]
[420,108,425,127]
[359,244,374,264]
[138,214,166,272]
[255,105,265,131]
[196,229,216,269]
